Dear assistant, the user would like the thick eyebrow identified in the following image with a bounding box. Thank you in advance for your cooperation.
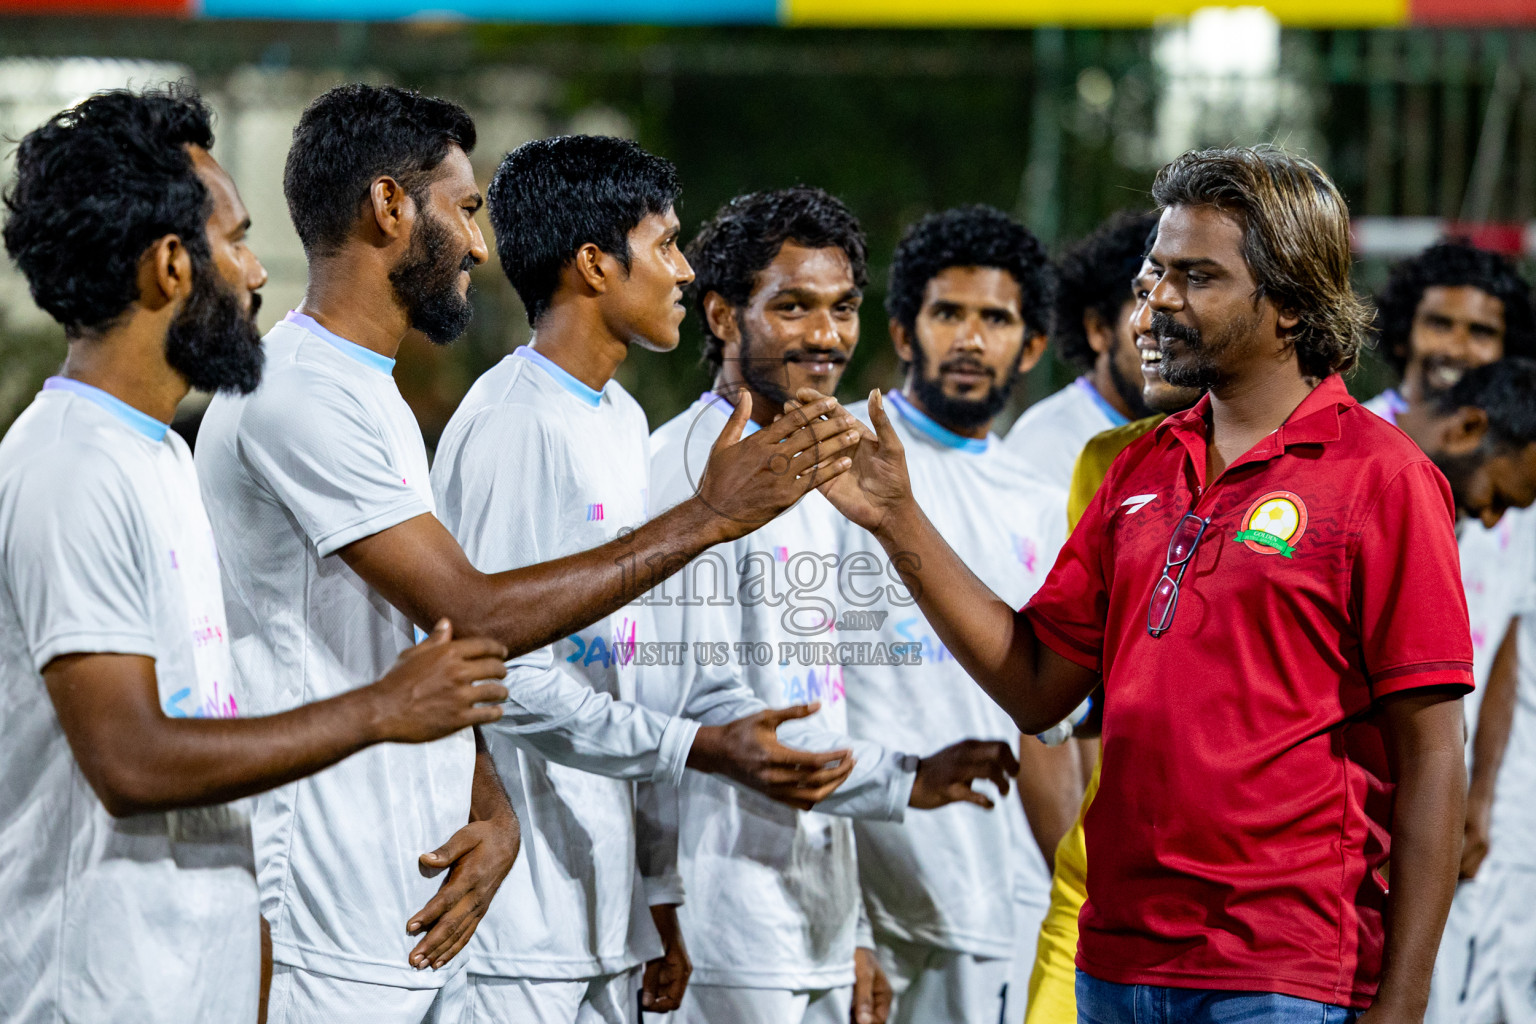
[928,297,1020,318]
[768,285,863,303]
[1167,257,1224,273]
[229,216,252,238]
[464,192,484,212]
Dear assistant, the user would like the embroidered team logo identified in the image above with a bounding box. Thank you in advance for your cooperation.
[1234,490,1308,558]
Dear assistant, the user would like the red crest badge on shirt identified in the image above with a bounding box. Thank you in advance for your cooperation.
[1235,490,1308,558]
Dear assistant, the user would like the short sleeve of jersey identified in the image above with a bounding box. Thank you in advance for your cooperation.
[1022,464,1115,672]
[1353,460,1474,698]
[236,374,429,558]
[435,404,567,574]
[4,449,156,671]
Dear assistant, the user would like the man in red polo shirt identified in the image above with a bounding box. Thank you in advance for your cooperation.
[814,146,1470,1023]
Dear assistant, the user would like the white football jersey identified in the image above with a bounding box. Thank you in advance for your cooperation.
[843,391,1065,958]
[432,347,689,980]
[1488,507,1536,870]
[0,379,257,1023]
[645,393,917,991]
[198,312,473,990]
[1001,376,1128,489]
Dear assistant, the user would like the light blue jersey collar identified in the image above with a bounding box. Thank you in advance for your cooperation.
[43,377,169,442]
[887,390,989,453]
[285,310,396,376]
[1377,388,1407,426]
[1074,375,1130,428]
[699,391,761,436]
[515,346,603,409]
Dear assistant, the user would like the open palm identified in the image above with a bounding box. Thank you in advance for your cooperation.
[791,388,913,536]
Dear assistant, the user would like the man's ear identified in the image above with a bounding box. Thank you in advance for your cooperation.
[1083,309,1116,356]
[1276,304,1302,334]
[139,233,193,312]
[1438,405,1490,457]
[1018,331,1049,375]
[889,318,914,365]
[367,176,413,244]
[573,242,610,294]
[704,292,741,349]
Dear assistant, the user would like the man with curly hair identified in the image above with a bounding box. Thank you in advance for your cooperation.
[819,146,1473,1023]
[1367,243,1536,1024]
[1002,210,1160,488]
[0,84,514,1024]
[647,187,1022,1024]
[839,205,1084,1024]
[1368,241,1536,417]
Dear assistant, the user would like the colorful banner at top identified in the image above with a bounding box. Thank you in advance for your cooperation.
[1,0,1532,25]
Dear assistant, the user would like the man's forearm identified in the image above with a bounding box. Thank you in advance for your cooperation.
[449,495,731,660]
[1375,693,1467,1017]
[469,730,514,824]
[66,676,383,816]
[1468,620,1520,817]
[872,499,1069,731]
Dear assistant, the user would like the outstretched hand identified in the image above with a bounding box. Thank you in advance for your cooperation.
[908,739,1021,810]
[787,388,913,538]
[694,389,862,542]
[689,703,857,810]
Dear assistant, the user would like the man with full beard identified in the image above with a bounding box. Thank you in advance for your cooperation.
[431,145,915,1024]
[837,206,1085,1024]
[1002,211,1161,489]
[196,87,863,1022]
[1363,244,1536,1024]
[0,86,513,1024]
[816,147,1474,1022]
[646,188,1023,1024]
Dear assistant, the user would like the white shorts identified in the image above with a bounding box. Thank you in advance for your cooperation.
[1463,863,1536,1024]
[266,963,464,1024]
[459,968,641,1024]
[1426,877,1484,1024]
[1004,894,1048,1024]
[874,927,1010,1024]
[671,983,853,1024]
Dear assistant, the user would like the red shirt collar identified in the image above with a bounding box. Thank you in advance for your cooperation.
[1155,374,1355,485]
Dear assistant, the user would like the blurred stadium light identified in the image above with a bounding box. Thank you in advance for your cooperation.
[0,0,1534,24]
[2,4,1535,434]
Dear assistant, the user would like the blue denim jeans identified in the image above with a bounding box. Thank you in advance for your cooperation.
[1076,970,1361,1024]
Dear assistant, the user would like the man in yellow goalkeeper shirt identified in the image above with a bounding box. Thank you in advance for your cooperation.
[1024,255,1201,1024]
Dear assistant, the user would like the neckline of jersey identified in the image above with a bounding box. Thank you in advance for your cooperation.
[887,390,990,453]
[515,346,603,409]
[697,391,762,436]
[43,376,168,443]
[284,310,396,376]
[1074,375,1131,429]
[1376,387,1406,426]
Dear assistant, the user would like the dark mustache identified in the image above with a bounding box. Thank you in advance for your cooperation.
[938,358,994,377]
[782,349,848,364]
[1150,311,1200,345]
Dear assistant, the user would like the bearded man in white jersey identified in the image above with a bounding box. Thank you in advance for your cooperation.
[645,187,1023,1024]
[432,144,892,1024]
[1002,211,1160,488]
[197,88,863,1024]
[1380,358,1536,1024]
[1366,244,1536,1024]
[836,206,1086,1024]
[0,85,511,1024]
